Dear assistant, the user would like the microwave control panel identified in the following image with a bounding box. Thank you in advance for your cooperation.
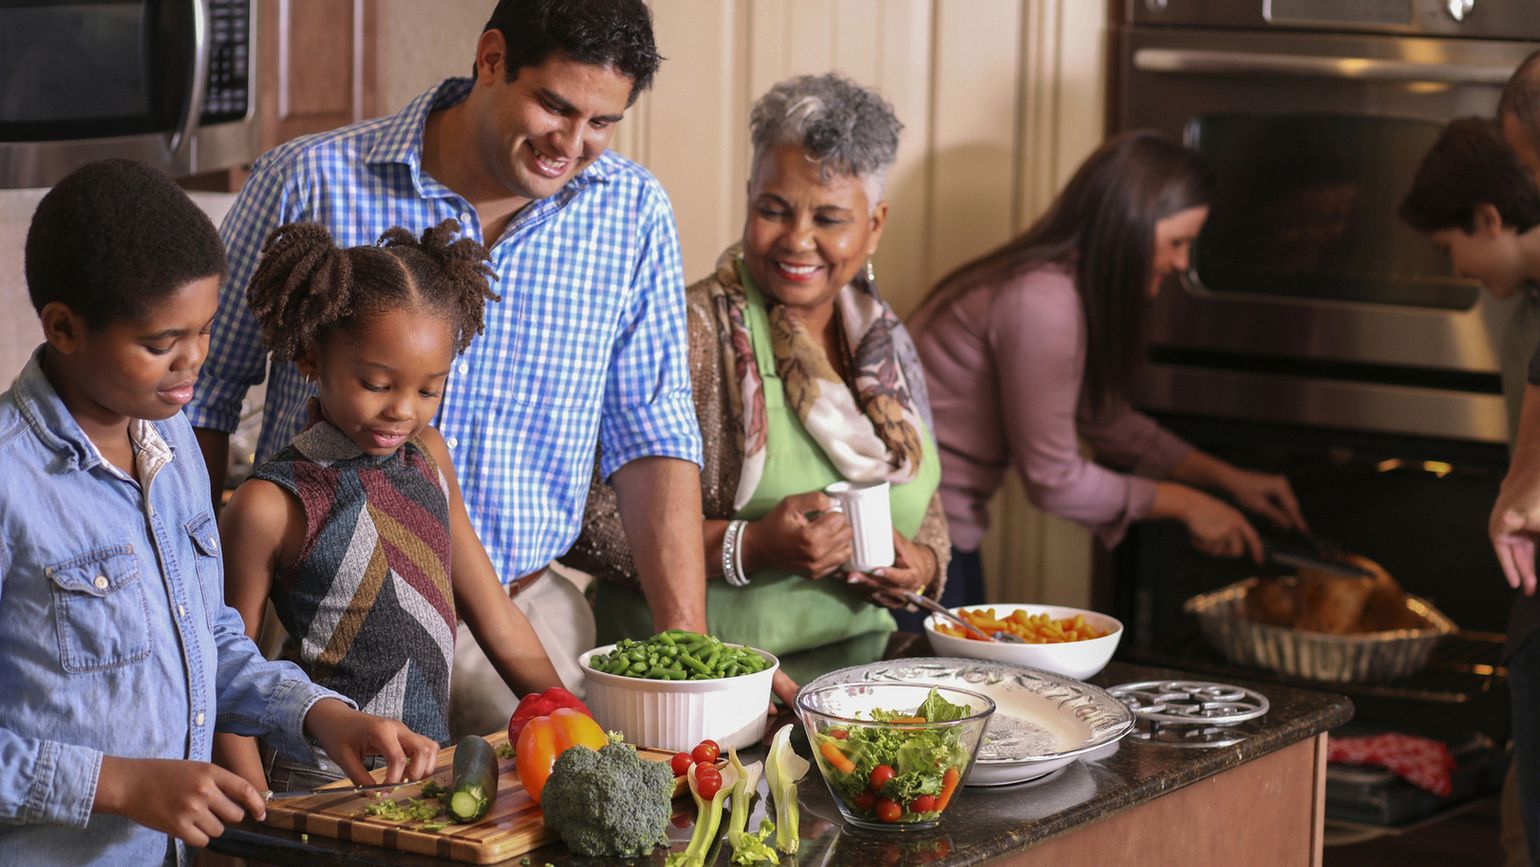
[202,0,251,123]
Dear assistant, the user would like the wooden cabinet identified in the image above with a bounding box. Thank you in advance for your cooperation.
[257,0,380,151]
[999,736,1329,866]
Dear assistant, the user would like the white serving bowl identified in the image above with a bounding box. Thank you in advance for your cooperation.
[578,643,779,752]
[923,603,1123,681]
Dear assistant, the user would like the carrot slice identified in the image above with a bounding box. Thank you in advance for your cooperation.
[935,766,962,811]
[819,739,856,774]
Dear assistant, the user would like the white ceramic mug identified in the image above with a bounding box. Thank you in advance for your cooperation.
[824,480,895,572]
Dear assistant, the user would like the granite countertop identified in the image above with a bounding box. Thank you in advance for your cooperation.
[209,658,1352,867]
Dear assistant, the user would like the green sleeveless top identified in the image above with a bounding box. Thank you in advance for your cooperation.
[593,274,942,685]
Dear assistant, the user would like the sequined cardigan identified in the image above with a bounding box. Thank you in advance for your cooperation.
[562,258,952,597]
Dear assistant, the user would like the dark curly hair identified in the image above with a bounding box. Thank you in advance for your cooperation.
[246,219,498,363]
[482,0,661,104]
[25,158,226,329]
[1399,117,1540,235]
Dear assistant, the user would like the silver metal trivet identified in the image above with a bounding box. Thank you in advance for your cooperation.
[1106,680,1269,749]
[1106,680,1271,726]
[1126,724,1250,748]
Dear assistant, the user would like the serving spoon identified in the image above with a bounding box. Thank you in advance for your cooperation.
[896,590,1025,643]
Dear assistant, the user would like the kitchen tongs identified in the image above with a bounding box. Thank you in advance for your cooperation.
[1260,533,1375,580]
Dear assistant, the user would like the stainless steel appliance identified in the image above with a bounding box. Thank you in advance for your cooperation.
[1110,0,1532,829]
[0,0,258,188]
[1118,0,1540,444]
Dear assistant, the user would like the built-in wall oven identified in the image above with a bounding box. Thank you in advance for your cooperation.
[1110,0,1539,827]
[1122,0,1540,444]
[0,0,258,188]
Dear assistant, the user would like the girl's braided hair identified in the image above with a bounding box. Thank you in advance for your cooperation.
[247,219,498,362]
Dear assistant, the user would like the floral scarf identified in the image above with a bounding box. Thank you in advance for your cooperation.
[705,245,926,510]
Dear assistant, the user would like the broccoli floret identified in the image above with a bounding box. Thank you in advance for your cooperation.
[540,742,674,857]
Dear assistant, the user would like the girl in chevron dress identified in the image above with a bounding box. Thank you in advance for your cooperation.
[212,219,563,792]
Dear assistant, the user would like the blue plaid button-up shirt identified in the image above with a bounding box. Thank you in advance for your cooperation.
[187,79,702,580]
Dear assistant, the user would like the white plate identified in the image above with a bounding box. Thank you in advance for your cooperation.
[804,657,1134,786]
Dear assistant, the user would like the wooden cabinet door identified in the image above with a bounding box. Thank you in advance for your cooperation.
[258,0,378,151]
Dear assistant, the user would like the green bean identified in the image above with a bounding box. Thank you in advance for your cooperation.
[679,653,712,676]
[594,631,770,680]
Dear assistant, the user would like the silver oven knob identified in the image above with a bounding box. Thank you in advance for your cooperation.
[1446,0,1475,21]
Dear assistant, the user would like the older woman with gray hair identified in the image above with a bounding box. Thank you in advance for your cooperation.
[565,73,949,698]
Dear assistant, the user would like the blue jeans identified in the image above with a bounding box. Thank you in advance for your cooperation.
[893,548,985,633]
[1512,631,1540,865]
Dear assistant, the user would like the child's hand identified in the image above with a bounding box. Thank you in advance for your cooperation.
[95,755,267,847]
[303,698,439,785]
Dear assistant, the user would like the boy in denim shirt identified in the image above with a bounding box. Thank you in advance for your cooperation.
[0,159,440,866]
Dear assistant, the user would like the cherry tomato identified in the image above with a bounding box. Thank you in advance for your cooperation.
[869,764,896,789]
[828,728,848,740]
[691,739,721,765]
[670,751,693,777]
[694,765,723,799]
[852,791,877,811]
[910,794,938,813]
[875,798,902,823]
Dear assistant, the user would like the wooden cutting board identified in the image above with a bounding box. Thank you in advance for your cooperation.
[261,730,681,864]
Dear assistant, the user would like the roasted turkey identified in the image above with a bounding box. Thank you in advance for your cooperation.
[1243,554,1425,634]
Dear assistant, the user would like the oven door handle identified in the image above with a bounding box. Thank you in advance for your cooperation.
[1133,47,1513,86]
[169,0,211,159]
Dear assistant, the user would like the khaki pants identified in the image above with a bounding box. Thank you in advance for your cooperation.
[446,566,595,740]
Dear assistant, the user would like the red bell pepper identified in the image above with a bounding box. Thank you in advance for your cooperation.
[508,687,593,745]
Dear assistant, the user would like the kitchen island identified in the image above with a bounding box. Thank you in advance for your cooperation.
[208,659,1351,866]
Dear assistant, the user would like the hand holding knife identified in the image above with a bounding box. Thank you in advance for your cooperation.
[264,779,419,801]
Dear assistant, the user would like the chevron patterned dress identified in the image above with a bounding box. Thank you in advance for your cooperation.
[252,419,456,745]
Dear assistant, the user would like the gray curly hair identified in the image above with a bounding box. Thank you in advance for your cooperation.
[749,73,902,208]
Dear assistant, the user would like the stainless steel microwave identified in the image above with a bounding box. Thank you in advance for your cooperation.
[0,0,259,188]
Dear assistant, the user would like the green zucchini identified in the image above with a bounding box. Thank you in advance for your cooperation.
[448,735,499,822]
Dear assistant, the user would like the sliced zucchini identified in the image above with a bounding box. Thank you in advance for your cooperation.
[448,734,499,822]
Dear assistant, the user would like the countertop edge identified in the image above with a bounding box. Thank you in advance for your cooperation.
[939,692,1354,865]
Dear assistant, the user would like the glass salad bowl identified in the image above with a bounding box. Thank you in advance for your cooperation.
[795,682,995,831]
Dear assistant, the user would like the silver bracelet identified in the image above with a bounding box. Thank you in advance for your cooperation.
[732,520,749,586]
[721,519,751,587]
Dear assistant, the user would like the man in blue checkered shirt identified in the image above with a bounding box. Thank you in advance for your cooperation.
[187,0,708,725]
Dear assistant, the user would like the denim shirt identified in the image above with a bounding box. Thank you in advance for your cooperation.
[0,349,349,866]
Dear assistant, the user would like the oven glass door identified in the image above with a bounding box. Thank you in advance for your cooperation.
[1191,112,1475,311]
[1118,25,1537,376]
[0,0,195,142]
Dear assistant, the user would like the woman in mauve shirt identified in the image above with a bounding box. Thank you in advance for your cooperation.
[909,131,1308,608]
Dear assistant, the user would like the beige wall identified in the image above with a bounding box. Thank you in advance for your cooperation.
[374,0,487,114]
[372,0,1107,608]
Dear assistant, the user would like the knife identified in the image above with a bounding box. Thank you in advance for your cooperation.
[264,779,420,801]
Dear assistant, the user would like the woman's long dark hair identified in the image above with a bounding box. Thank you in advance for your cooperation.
[914,131,1212,414]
